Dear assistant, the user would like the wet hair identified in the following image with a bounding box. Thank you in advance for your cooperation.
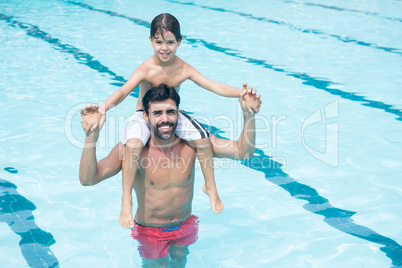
[142,84,180,114]
[150,13,182,41]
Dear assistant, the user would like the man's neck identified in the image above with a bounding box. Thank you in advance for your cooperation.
[148,134,180,151]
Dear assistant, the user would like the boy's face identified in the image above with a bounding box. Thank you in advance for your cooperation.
[143,99,179,140]
[149,31,181,63]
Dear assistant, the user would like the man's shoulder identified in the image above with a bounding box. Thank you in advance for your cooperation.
[180,139,197,151]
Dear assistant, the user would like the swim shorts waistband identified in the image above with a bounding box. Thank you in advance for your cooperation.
[134,215,193,229]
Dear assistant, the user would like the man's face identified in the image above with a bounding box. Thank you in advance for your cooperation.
[144,99,179,140]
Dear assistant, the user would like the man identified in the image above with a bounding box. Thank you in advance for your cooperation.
[79,83,259,266]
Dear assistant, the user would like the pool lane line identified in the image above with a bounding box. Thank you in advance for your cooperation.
[0,13,137,93]
[0,176,59,268]
[284,0,402,23]
[205,124,402,266]
[165,0,402,56]
[2,7,402,123]
[63,1,402,122]
[1,11,401,265]
[246,149,402,267]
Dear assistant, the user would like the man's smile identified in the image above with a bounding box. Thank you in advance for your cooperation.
[157,123,173,132]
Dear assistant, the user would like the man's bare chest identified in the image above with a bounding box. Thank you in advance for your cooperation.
[139,147,196,188]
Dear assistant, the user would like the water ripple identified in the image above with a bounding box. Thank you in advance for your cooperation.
[238,148,402,266]
[1,8,402,265]
[61,1,402,122]
[0,13,127,88]
[0,177,59,267]
[284,0,402,23]
[165,0,402,56]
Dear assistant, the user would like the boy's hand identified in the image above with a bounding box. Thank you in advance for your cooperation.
[240,82,262,115]
[80,104,106,135]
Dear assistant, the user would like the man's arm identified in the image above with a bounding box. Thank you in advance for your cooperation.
[79,106,122,186]
[210,88,259,159]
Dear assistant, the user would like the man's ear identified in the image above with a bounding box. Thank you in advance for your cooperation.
[143,111,149,123]
[177,38,182,47]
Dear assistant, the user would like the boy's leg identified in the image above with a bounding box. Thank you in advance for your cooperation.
[192,137,223,214]
[175,111,223,214]
[119,111,150,228]
[120,138,143,229]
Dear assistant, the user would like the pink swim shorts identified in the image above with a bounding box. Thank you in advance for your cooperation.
[131,215,199,259]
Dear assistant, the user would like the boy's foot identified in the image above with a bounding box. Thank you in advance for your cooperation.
[119,202,134,229]
[203,184,224,214]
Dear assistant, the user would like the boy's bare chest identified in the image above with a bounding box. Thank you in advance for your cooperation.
[146,67,187,89]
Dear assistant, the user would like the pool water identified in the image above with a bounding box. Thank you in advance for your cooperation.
[1,0,402,267]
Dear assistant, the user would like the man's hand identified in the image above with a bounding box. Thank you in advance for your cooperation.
[240,82,262,115]
[80,104,105,136]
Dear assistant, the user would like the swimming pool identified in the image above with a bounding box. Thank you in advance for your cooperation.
[1,0,402,267]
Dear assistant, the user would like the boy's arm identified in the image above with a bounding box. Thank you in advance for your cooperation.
[210,89,258,159]
[186,64,262,113]
[187,64,241,97]
[88,66,147,131]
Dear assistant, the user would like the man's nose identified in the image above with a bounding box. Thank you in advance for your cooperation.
[161,112,169,121]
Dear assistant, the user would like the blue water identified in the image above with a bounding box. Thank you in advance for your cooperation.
[1,0,402,267]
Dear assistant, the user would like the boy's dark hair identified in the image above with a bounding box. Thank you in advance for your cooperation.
[142,84,180,114]
[150,13,182,41]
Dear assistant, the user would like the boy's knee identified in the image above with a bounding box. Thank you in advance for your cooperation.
[192,137,211,149]
[122,140,143,166]
[125,138,144,151]
[79,176,96,186]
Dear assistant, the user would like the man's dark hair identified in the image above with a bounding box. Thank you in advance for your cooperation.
[142,84,180,114]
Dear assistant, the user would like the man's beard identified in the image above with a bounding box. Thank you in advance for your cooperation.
[152,121,177,140]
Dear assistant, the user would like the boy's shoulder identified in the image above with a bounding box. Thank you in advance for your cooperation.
[176,56,190,67]
[135,56,156,74]
[177,57,196,72]
[141,56,155,66]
